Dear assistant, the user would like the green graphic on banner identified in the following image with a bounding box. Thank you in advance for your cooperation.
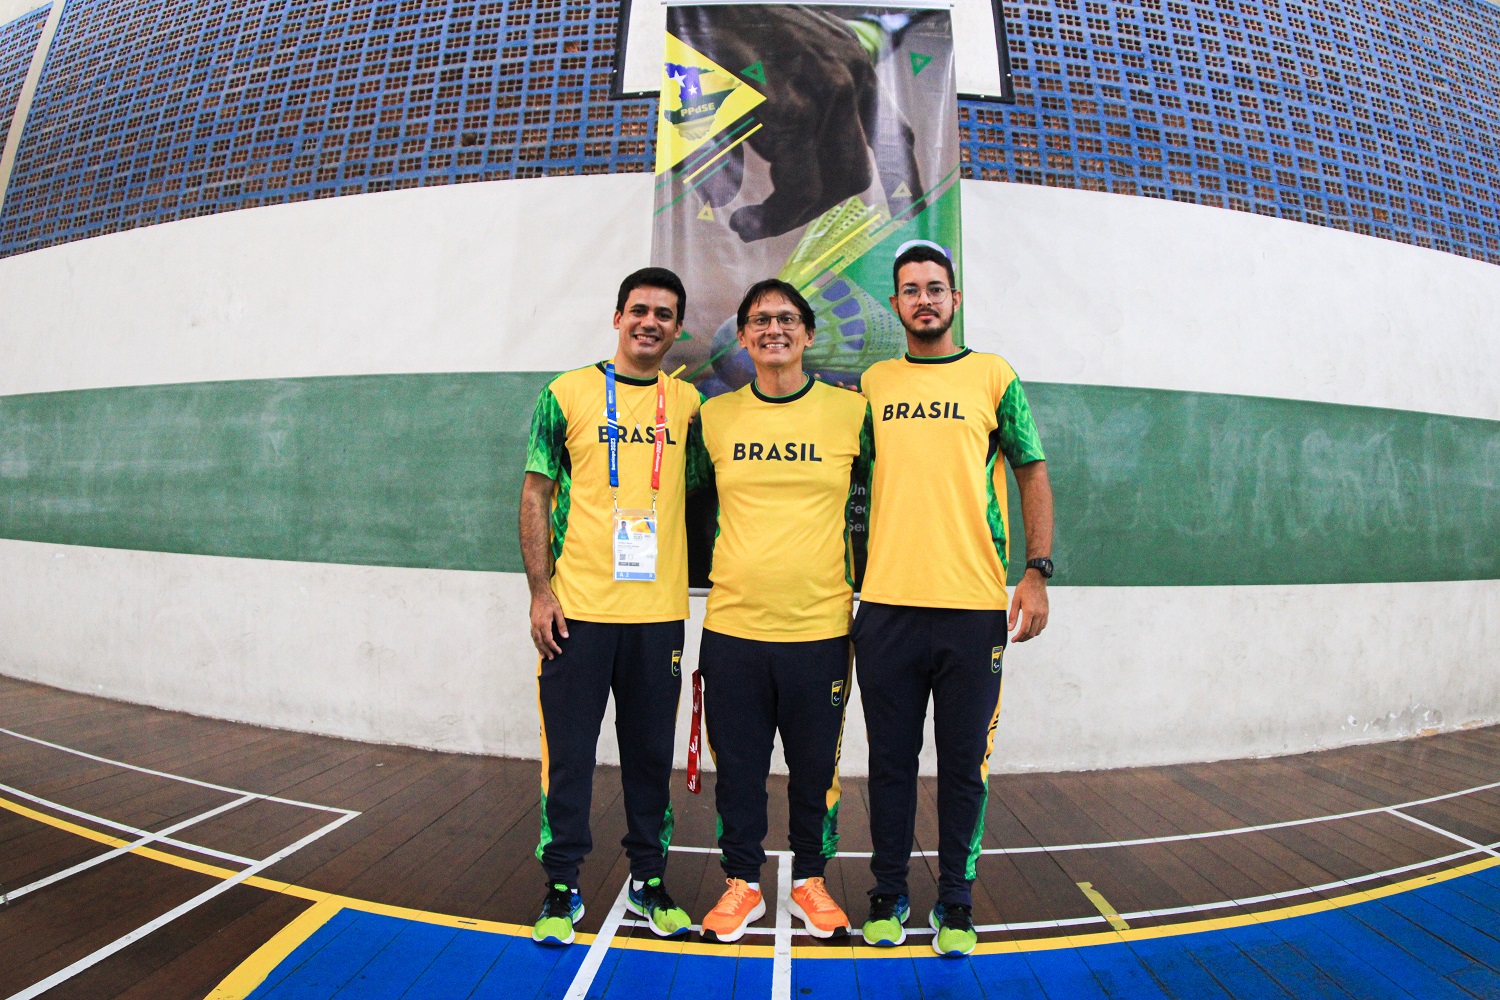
[652,4,964,396]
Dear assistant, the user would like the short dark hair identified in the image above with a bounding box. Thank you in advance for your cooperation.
[892,243,956,292]
[736,278,816,331]
[616,267,687,321]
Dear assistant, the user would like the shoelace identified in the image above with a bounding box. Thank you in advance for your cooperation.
[869,893,903,920]
[719,878,758,909]
[542,886,574,917]
[797,878,841,914]
[942,904,974,931]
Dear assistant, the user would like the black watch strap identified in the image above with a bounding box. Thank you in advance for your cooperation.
[1025,557,1054,579]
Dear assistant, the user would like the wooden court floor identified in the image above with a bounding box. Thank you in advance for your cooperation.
[0,673,1496,1000]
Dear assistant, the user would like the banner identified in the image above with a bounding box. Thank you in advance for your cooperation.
[652,2,963,396]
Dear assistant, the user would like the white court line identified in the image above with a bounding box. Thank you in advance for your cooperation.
[1388,809,1500,860]
[3,809,358,1000]
[0,726,357,816]
[4,793,256,904]
[665,777,1500,860]
[772,854,793,1000]
[565,879,632,1000]
[0,780,255,866]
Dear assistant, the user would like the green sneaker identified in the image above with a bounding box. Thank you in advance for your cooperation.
[532,883,584,946]
[930,901,977,957]
[626,877,692,938]
[860,893,910,946]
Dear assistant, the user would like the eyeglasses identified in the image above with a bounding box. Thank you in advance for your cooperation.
[898,283,952,302]
[746,312,805,330]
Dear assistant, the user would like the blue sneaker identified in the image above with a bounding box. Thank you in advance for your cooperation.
[861,893,910,946]
[929,901,977,956]
[626,877,692,938]
[532,883,584,946]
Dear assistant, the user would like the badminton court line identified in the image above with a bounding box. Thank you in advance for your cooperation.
[1388,808,1500,860]
[4,793,256,904]
[0,780,256,866]
[4,809,359,1000]
[0,726,357,816]
[565,879,632,1000]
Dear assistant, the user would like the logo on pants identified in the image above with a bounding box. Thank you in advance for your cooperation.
[671,649,682,677]
[991,646,1004,673]
[830,679,845,707]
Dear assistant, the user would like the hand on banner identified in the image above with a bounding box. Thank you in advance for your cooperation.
[675,5,924,243]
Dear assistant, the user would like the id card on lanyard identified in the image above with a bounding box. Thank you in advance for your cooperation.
[606,363,667,582]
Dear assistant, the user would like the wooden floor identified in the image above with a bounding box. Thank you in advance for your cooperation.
[0,673,1496,999]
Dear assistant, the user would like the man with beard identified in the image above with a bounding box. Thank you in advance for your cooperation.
[855,242,1055,957]
[520,267,702,946]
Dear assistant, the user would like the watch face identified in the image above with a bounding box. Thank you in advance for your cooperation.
[1029,558,1054,578]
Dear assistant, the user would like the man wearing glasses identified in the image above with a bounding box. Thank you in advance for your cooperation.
[520,267,702,946]
[855,242,1055,956]
[690,279,873,942]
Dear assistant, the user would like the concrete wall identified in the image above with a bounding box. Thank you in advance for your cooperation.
[1,174,1497,772]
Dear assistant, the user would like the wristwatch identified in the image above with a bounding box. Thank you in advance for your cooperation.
[1025,557,1054,579]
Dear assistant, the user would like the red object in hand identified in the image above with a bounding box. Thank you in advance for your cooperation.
[686,669,703,794]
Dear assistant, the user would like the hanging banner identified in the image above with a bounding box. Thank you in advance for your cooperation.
[652,2,963,396]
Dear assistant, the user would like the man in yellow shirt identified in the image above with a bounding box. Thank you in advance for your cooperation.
[856,242,1055,956]
[519,267,703,945]
[692,279,872,942]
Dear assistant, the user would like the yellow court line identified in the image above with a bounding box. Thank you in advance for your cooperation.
[1077,880,1130,931]
[6,791,1496,966]
[204,897,345,1000]
[684,123,761,182]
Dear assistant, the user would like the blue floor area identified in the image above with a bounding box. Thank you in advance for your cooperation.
[247,869,1500,999]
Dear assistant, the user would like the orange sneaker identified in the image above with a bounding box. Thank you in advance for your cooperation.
[789,877,851,939]
[701,878,766,943]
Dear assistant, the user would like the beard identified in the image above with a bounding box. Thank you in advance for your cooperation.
[905,311,954,340]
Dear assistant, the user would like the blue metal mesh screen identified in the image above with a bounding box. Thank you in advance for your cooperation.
[0,6,48,150]
[0,0,1497,265]
[0,0,654,255]
[959,0,1500,263]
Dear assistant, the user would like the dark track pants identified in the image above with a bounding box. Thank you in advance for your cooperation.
[537,618,684,888]
[853,603,1007,907]
[700,629,851,882]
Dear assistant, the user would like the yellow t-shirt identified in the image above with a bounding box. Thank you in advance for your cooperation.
[525,363,705,623]
[859,349,1045,611]
[698,377,872,641]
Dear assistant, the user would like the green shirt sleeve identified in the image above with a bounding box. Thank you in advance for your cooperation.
[845,403,875,588]
[524,384,567,479]
[685,411,712,493]
[997,379,1046,467]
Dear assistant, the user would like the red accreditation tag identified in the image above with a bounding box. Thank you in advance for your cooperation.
[686,668,703,794]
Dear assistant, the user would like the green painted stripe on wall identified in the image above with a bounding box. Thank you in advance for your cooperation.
[0,373,550,573]
[1,375,1496,584]
[1005,384,1500,586]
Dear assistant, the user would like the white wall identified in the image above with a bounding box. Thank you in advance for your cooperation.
[2,176,1498,771]
[4,176,1499,420]
[0,0,47,29]
[1,538,1494,772]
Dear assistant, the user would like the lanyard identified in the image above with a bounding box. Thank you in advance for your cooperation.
[605,363,667,508]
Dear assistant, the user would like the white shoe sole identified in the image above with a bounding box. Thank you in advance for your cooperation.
[700,897,766,943]
[788,899,850,939]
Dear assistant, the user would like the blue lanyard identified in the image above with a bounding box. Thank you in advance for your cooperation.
[605,363,666,503]
[605,363,621,489]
